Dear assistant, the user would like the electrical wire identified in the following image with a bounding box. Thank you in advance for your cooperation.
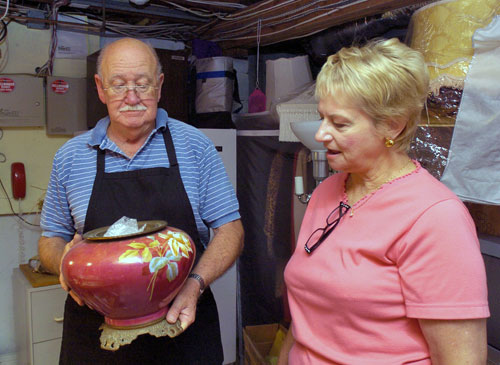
[0,9,11,74]
[17,199,26,264]
[183,0,246,10]
[0,128,5,163]
[2,0,209,42]
[34,0,68,76]
[0,177,40,226]
[227,0,296,18]
[2,0,378,47]
[209,0,327,39]
[2,0,301,39]
[210,0,368,42]
[0,0,9,21]
[167,2,227,20]
[57,7,196,40]
[0,19,7,41]
[0,0,45,17]
[48,15,58,75]
[0,21,8,73]
[0,131,39,226]
[195,0,297,36]
[255,18,261,90]
[83,14,196,40]
[219,0,297,22]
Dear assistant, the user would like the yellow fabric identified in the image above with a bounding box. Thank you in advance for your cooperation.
[269,327,287,357]
[410,0,499,94]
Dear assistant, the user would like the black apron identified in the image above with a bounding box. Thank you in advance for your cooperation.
[59,126,223,365]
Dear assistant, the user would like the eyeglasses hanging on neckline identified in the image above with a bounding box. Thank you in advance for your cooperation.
[304,202,351,254]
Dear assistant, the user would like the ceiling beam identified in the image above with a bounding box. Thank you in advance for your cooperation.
[197,0,425,50]
[8,14,101,32]
[69,0,209,25]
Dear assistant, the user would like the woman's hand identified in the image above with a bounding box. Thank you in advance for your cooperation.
[59,233,85,306]
[419,318,487,364]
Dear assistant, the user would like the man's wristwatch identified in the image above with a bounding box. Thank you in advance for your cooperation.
[188,273,206,295]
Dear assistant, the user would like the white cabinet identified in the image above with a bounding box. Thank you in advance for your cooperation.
[201,129,237,365]
[13,268,66,365]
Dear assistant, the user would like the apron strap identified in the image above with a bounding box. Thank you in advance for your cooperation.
[96,147,106,177]
[162,126,178,168]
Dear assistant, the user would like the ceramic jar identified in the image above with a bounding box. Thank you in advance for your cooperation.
[61,223,196,328]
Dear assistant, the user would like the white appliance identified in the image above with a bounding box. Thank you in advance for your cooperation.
[200,128,237,364]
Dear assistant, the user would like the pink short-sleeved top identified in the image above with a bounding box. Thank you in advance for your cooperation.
[284,162,489,364]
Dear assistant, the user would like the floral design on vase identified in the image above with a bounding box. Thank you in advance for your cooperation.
[118,230,194,300]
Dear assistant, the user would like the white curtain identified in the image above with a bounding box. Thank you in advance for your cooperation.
[441,16,500,205]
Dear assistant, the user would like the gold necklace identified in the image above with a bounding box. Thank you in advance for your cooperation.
[348,159,415,217]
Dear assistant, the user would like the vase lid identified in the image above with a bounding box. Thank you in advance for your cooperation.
[83,220,167,241]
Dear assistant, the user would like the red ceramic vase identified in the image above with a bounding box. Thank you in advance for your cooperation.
[61,224,196,328]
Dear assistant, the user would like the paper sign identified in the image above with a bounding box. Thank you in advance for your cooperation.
[51,79,69,94]
[0,77,15,93]
[55,15,88,59]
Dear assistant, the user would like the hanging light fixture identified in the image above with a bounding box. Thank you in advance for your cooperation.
[129,0,149,6]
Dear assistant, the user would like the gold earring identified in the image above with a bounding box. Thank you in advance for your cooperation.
[385,138,394,148]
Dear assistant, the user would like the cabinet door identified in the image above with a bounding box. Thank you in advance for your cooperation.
[31,288,67,343]
[33,338,62,365]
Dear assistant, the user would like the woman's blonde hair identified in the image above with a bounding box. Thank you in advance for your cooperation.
[315,38,429,151]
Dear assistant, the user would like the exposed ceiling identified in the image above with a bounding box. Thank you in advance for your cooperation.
[2,0,432,53]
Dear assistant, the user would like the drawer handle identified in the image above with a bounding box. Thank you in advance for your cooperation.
[54,316,64,322]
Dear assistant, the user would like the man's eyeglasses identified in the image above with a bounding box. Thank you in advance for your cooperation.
[103,84,159,98]
[304,202,350,254]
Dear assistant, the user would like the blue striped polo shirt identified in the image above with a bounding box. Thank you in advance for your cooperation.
[40,108,240,247]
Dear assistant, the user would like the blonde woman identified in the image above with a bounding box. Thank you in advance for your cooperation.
[281,38,489,364]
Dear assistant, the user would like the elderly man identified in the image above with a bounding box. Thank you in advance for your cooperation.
[38,38,244,364]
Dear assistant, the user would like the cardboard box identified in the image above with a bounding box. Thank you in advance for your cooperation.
[465,202,500,237]
[243,323,288,365]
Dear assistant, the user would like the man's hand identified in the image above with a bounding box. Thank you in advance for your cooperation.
[59,233,85,306]
[161,277,201,331]
[160,219,243,332]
